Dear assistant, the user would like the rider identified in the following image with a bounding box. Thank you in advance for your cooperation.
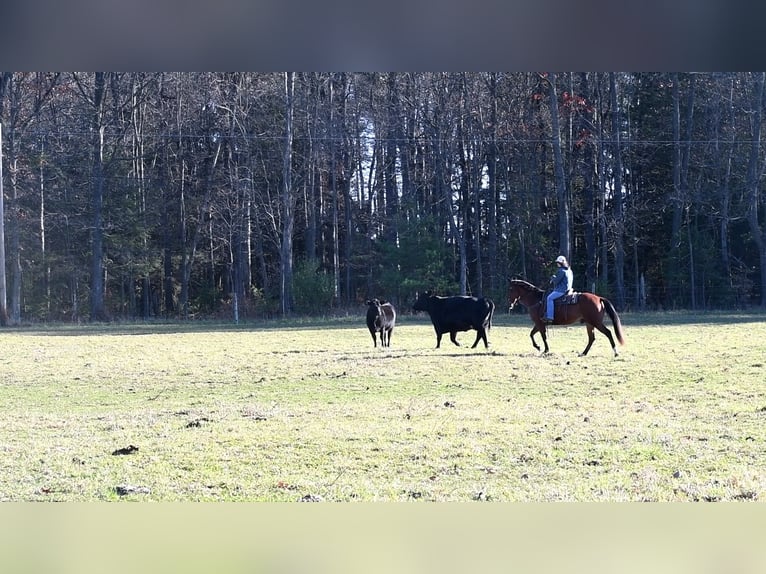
[545,255,573,324]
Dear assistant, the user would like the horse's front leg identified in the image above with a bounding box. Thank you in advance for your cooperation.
[530,325,549,353]
[539,325,550,354]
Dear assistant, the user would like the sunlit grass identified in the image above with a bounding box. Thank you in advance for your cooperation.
[1,311,765,501]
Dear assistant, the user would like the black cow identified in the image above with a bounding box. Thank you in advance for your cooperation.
[366,299,396,347]
[412,291,495,348]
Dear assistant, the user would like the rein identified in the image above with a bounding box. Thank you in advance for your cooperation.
[509,284,543,310]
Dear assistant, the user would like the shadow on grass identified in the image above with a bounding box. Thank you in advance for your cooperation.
[337,350,508,359]
[5,310,765,337]
[505,309,766,328]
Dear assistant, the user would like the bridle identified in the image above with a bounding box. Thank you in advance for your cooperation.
[508,284,542,311]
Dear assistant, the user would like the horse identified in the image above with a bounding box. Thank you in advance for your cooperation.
[507,279,625,357]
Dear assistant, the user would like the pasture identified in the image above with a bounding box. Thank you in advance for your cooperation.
[0,311,765,502]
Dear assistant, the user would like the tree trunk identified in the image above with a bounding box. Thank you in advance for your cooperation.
[384,73,400,249]
[609,73,625,308]
[280,72,296,316]
[719,75,735,282]
[598,80,609,294]
[9,132,21,323]
[0,121,6,326]
[340,76,353,304]
[579,73,598,291]
[90,72,109,322]
[669,73,695,306]
[548,73,571,258]
[330,76,340,304]
[0,74,21,325]
[158,153,175,316]
[487,73,499,294]
[434,90,467,294]
[746,72,766,307]
[180,137,221,317]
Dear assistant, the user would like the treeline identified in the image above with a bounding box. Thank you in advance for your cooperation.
[0,72,765,323]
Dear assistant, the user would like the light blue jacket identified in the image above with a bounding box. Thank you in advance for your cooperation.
[551,266,573,292]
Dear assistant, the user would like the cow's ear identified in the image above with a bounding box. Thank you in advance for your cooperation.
[366,300,371,305]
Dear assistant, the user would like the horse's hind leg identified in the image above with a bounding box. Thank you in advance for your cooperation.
[594,323,618,356]
[580,325,596,356]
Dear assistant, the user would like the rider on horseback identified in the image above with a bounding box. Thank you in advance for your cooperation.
[544,255,573,324]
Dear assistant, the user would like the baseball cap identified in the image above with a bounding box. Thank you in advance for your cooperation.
[556,255,567,264]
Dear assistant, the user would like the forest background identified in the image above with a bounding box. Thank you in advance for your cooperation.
[1,72,765,324]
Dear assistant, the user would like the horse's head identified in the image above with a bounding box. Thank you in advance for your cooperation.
[508,279,541,310]
[507,281,523,310]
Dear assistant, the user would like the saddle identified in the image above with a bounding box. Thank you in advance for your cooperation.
[539,289,579,320]
[558,290,579,305]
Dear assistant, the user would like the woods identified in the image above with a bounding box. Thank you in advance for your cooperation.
[0,72,765,323]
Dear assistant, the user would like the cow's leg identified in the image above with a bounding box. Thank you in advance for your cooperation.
[370,330,378,347]
[471,328,488,349]
[386,327,393,348]
[449,331,461,346]
[435,330,443,348]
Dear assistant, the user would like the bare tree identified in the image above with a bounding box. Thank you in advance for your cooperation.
[609,73,626,308]
[0,73,11,325]
[83,72,110,321]
[746,72,766,307]
[0,118,6,326]
[547,73,571,258]
[280,72,296,315]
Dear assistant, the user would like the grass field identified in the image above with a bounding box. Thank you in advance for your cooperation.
[1,310,765,502]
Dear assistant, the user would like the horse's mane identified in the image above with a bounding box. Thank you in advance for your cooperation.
[509,278,544,294]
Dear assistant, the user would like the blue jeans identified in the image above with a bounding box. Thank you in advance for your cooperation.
[546,291,566,320]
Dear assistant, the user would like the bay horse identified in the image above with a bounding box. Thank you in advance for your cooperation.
[507,279,625,357]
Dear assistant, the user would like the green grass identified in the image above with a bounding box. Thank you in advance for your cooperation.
[1,311,765,501]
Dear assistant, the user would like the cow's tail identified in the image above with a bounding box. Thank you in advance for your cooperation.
[602,298,625,346]
[485,299,495,330]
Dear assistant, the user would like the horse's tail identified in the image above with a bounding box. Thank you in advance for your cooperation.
[602,298,625,346]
